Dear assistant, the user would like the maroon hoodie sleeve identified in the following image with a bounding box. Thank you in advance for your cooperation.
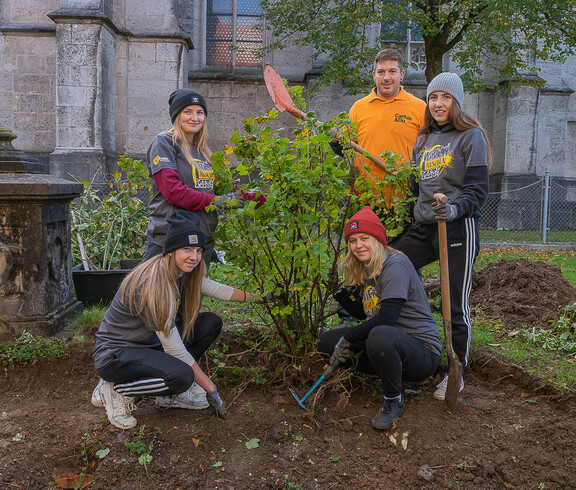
[153,168,215,211]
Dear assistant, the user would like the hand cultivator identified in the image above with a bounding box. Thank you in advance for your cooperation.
[290,364,336,411]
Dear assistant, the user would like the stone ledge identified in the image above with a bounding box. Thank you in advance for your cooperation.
[0,24,56,34]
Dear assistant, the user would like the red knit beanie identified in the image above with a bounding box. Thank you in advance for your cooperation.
[344,206,387,245]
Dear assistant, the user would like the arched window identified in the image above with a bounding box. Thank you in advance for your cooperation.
[206,0,263,67]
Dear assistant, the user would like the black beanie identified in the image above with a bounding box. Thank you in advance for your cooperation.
[163,210,206,255]
[169,88,208,122]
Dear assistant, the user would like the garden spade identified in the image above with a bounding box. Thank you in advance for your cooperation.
[434,192,464,411]
[263,64,395,175]
[290,364,337,411]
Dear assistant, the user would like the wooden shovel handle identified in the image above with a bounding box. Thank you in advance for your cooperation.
[434,193,450,323]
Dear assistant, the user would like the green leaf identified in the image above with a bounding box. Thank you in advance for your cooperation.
[96,448,110,458]
[245,438,260,449]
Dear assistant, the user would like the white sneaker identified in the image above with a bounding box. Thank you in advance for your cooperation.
[99,381,138,429]
[155,383,209,410]
[91,378,106,408]
[433,375,464,401]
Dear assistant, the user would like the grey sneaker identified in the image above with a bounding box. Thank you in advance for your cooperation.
[372,397,405,430]
[433,375,464,401]
[99,381,137,429]
[91,378,106,408]
[156,383,209,410]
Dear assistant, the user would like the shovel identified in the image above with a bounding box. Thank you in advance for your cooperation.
[263,64,395,176]
[434,192,463,411]
[290,364,337,411]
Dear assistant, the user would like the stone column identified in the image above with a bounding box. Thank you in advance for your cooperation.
[48,2,116,181]
[0,129,82,339]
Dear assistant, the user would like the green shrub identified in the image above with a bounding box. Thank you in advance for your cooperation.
[70,153,151,270]
[212,87,417,355]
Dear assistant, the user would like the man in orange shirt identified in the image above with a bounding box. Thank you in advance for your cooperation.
[348,49,426,187]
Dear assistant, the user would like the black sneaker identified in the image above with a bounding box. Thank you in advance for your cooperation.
[372,397,405,430]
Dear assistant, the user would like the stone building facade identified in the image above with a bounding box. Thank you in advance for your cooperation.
[1,0,575,228]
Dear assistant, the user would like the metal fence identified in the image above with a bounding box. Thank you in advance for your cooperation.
[90,172,576,249]
[480,172,576,247]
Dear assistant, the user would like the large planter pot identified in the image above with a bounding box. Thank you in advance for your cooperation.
[72,261,140,306]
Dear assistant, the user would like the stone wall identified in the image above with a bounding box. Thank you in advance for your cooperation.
[0,0,574,221]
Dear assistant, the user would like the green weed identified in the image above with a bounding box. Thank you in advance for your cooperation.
[470,312,576,392]
[0,331,68,367]
[124,426,162,476]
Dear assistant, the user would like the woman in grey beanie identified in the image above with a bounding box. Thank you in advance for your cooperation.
[393,72,491,401]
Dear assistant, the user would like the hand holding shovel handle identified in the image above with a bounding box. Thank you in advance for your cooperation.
[434,193,463,411]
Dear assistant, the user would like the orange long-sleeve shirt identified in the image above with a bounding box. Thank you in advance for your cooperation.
[349,87,426,185]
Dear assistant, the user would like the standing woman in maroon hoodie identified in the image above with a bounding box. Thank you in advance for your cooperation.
[143,88,263,266]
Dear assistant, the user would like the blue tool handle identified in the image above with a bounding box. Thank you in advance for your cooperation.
[298,375,325,403]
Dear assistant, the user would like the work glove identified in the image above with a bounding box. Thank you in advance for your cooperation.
[431,202,458,221]
[329,336,351,369]
[212,192,245,210]
[329,140,345,157]
[206,385,228,419]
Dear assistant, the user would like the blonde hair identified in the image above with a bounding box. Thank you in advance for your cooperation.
[119,253,205,340]
[162,112,212,164]
[343,236,391,286]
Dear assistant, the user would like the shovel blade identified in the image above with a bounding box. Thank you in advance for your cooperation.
[264,64,293,112]
[444,357,463,411]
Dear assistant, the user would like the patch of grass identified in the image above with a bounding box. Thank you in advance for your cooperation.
[67,305,106,337]
[203,263,264,325]
[0,331,69,367]
[470,312,576,393]
[480,229,576,243]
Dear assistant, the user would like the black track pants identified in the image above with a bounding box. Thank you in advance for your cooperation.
[393,217,479,367]
[97,312,222,397]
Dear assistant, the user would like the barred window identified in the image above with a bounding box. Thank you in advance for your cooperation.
[206,0,263,67]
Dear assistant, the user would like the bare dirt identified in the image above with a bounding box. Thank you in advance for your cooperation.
[2,259,576,489]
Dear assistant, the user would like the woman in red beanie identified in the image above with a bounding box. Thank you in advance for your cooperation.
[319,206,441,430]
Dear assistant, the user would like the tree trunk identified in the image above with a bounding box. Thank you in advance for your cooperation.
[424,38,447,82]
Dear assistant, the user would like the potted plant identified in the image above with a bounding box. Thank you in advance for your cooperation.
[70,154,151,305]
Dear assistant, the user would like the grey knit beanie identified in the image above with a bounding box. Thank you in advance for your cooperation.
[426,72,464,108]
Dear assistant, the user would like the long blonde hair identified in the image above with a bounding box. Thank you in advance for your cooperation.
[343,236,391,286]
[163,112,212,164]
[119,253,205,339]
[417,100,492,172]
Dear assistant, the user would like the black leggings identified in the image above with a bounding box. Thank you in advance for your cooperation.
[319,325,439,398]
[97,312,222,397]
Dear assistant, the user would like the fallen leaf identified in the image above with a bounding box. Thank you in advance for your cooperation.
[401,431,409,450]
[192,438,199,447]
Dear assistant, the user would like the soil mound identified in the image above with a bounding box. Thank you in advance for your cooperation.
[470,258,576,330]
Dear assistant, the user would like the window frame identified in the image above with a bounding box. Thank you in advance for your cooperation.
[203,0,263,69]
